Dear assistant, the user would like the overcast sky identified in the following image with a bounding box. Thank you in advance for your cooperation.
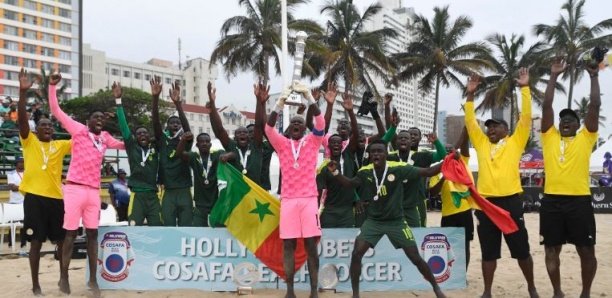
[83,0,612,137]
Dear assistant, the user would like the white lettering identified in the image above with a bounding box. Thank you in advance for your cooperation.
[180,262,193,280]
[181,237,196,256]
[388,262,401,281]
[197,238,213,257]
[193,262,208,280]
[153,261,164,279]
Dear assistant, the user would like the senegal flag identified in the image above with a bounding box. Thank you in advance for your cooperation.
[209,163,308,280]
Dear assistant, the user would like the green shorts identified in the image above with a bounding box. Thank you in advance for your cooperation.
[321,206,354,228]
[403,208,421,228]
[357,218,416,249]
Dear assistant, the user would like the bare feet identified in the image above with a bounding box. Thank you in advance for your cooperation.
[88,281,101,298]
[434,287,447,298]
[480,293,492,298]
[529,287,539,298]
[553,292,565,298]
[32,285,42,296]
[58,279,70,295]
[284,291,296,298]
[309,291,319,298]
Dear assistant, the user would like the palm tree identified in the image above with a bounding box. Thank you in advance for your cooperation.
[318,0,398,95]
[476,34,565,131]
[574,96,607,127]
[533,0,612,108]
[210,0,322,83]
[26,68,67,115]
[394,6,491,132]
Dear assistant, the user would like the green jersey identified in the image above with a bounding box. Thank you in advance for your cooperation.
[356,162,419,221]
[116,105,159,192]
[189,150,224,210]
[260,141,275,190]
[225,140,263,186]
[159,133,193,189]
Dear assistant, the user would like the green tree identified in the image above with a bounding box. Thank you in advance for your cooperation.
[574,96,607,127]
[26,68,67,111]
[476,34,565,131]
[533,0,612,108]
[210,0,322,83]
[394,6,491,132]
[60,88,171,137]
[318,0,397,95]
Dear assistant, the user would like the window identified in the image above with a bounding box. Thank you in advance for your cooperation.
[3,41,19,51]
[24,44,38,54]
[59,8,71,18]
[59,0,72,4]
[24,59,37,68]
[23,0,37,10]
[4,10,17,20]
[5,71,20,80]
[22,14,37,25]
[4,86,19,97]
[111,69,119,76]
[4,56,19,66]
[59,36,71,45]
[144,74,151,81]
[165,78,171,84]
[59,50,71,60]
[42,33,55,43]
[59,64,71,73]
[4,25,18,36]
[42,61,54,70]
[42,47,56,56]
[123,70,131,78]
[5,0,17,5]
[41,4,54,14]
[199,114,203,121]
[41,18,54,28]
[23,29,37,39]
[59,23,71,32]
[134,72,141,79]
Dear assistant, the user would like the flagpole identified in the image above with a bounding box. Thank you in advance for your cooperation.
[281,0,290,132]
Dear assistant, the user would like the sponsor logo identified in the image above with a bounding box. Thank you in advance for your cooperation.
[420,233,455,283]
[98,231,135,282]
[593,193,605,202]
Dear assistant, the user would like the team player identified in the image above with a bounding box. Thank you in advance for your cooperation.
[265,81,325,298]
[48,73,125,296]
[540,59,600,298]
[464,70,538,298]
[328,140,446,298]
[17,68,72,296]
[115,81,162,226]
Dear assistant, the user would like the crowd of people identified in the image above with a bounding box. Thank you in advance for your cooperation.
[8,59,603,298]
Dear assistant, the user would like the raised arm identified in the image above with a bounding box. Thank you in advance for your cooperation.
[265,88,290,147]
[326,160,361,188]
[113,82,132,140]
[341,93,360,153]
[513,68,532,144]
[384,93,393,130]
[293,81,322,119]
[426,133,447,162]
[17,68,34,139]
[542,59,566,133]
[176,131,193,162]
[584,65,601,133]
[304,88,320,131]
[253,81,270,147]
[207,81,231,148]
[464,74,486,146]
[322,81,337,133]
[48,72,82,134]
[169,81,190,133]
[150,76,163,141]
[105,132,125,150]
[457,126,470,158]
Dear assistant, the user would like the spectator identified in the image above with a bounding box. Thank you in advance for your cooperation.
[0,97,11,113]
[108,169,130,222]
[7,157,27,256]
[1,112,18,140]
[102,162,117,177]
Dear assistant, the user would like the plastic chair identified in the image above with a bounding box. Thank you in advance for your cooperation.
[0,203,24,252]
[99,204,127,227]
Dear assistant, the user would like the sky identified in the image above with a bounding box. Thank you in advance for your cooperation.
[82,0,612,138]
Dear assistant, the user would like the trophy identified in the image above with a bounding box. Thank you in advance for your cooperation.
[233,262,259,295]
[285,31,308,106]
[318,263,339,292]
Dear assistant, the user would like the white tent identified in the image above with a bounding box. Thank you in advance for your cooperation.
[590,140,612,173]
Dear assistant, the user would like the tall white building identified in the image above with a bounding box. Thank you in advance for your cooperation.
[364,0,436,134]
[1,0,81,99]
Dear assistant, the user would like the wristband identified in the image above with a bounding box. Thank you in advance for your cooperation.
[115,97,122,105]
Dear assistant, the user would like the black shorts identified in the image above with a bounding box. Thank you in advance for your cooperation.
[441,210,474,241]
[539,194,596,247]
[23,193,65,243]
[475,194,530,261]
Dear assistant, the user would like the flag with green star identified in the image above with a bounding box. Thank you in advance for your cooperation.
[209,163,309,280]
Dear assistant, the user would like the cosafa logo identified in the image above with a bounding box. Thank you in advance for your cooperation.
[420,233,455,283]
[98,231,135,282]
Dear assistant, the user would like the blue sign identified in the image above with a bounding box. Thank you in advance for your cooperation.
[96,227,466,292]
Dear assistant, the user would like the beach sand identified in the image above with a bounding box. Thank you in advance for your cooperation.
[1,212,611,297]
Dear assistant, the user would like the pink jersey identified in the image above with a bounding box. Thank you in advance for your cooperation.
[265,114,325,199]
[49,85,124,188]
